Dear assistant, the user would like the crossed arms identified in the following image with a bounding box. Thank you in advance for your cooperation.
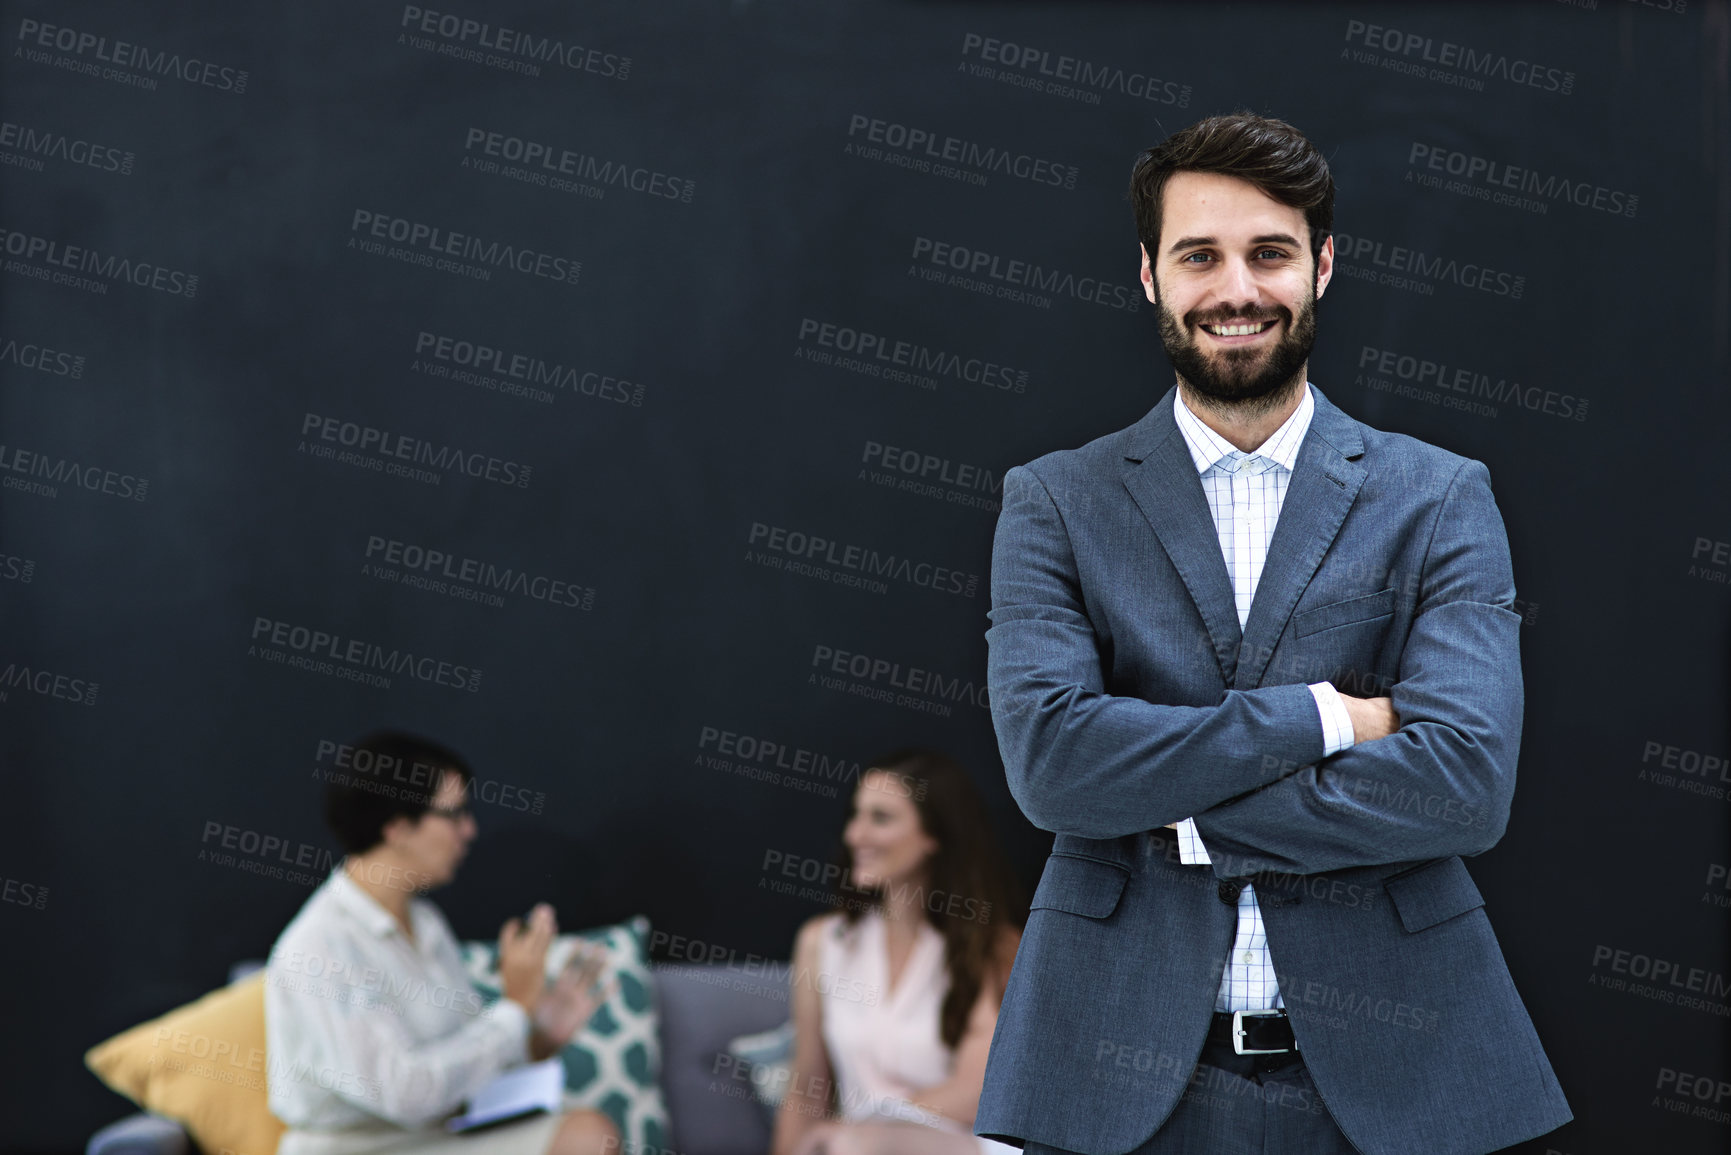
[985,458,1523,876]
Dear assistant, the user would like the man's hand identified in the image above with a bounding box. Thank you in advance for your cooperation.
[498,903,556,1013]
[1340,695,1399,744]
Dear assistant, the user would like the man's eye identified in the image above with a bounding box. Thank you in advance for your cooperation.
[1181,252,1213,263]
[1256,249,1288,260]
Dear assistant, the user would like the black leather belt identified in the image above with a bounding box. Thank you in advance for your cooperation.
[1200,1010,1302,1074]
[1208,1009,1297,1053]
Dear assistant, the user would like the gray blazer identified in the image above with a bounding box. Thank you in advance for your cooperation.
[978,384,1570,1155]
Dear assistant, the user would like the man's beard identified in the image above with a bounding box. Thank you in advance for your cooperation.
[1156,288,1317,419]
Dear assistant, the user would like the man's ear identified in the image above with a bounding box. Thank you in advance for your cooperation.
[1314,233,1334,300]
[1139,243,1158,305]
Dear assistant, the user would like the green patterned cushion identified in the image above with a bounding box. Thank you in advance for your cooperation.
[461,916,669,1150]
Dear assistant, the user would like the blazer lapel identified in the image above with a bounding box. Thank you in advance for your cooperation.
[1234,386,1367,690]
[1121,388,1243,688]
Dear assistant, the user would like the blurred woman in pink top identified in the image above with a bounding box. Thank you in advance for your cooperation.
[772,749,1026,1155]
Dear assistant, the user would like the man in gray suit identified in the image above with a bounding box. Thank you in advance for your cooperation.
[977,113,1570,1154]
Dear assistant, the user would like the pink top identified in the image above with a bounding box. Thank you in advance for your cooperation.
[812,910,1018,1153]
[815,909,953,1119]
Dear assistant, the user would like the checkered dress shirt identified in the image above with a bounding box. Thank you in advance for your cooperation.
[1169,383,1357,1011]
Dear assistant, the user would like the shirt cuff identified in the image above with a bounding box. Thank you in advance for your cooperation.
[1309,681,1355,757]
[487,996,533,1063]
[1173,818,1211,866]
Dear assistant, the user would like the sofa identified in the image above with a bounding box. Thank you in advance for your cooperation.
[87,961,790,1155]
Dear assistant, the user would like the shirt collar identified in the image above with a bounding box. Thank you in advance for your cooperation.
[325,863,406,939]
[1173,382,1315,475]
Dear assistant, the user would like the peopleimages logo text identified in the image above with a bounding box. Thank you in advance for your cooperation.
[462,130,692,201]
[15,19,249,92]
[399,6,630,78]
[0,228,197,296]
[0,442,148,499]
[1332,232,1524,299]
[250,618,482,692]
[0,661,98,705]
[0,121,133,174]
[1357,347,1588,422]
[1408,143,1637,217]
[910,236,1140,313]
[349,211,579,284]
[959,34,1191,105]
[846,115,1077,188]
[796,318,1028,393]
[364,536,594,610]
[1344,19,1574,93]
[414,332,641,406]
[748,522,979,598]
[0,335,84,378]
[300,413,531,488]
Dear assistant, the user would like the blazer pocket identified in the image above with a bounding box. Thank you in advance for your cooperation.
[1292,587,1397,639]
[1384,856,1485,933]
[1030,854,1130,919]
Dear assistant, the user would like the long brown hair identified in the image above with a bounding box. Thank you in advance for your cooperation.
[833,748,1026,1049]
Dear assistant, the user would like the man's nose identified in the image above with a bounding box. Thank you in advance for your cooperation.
[1215,257,1258,307]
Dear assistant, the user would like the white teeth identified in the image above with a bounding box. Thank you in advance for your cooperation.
[1207,322,1270,336]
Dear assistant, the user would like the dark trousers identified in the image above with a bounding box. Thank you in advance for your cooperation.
[1025,1057,1361,1155]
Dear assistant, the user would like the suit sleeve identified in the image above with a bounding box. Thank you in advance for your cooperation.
[987,464,1327,839]
[1192,459,1522,875]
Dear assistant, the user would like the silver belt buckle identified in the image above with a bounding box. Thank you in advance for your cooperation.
[1232,1009,1295,1055]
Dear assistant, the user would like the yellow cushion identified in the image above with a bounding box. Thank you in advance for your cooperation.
[85,972,286,1155]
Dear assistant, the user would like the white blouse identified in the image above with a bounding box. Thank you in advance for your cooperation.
[264,867,530,1148]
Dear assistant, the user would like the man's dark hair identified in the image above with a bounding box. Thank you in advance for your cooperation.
[322,730,473,855]
[1129,111,1335,271]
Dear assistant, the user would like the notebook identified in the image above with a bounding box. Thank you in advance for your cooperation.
[445,1058,564,1133]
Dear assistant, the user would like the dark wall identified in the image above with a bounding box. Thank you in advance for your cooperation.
[1,1,1726,1151]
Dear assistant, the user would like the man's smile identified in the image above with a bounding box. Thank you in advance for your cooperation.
[1198,319,1278,343]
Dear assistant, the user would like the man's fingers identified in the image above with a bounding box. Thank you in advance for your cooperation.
[1373,697,1398,736]
[1341,695,1399,742]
